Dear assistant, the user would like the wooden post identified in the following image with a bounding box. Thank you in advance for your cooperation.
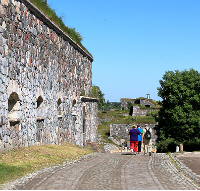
[180,144,183,152]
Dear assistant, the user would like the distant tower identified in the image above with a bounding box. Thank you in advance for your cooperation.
[147,94,150,99]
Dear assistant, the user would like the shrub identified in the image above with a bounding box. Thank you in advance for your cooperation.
[156,138,179,153]
[183,139,200,151]
[147,110,159,117]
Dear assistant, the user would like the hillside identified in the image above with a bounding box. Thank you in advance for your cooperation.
[98,109,156,145]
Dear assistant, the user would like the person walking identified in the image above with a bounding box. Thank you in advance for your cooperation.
[137,124,143,154]
[129,125,141,155]
[142,124,153,156]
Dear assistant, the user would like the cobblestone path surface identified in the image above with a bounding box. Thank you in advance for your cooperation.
[6,153,200,190]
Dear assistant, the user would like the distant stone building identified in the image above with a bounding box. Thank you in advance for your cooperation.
[0,0,98,153]
[120,97,155,110]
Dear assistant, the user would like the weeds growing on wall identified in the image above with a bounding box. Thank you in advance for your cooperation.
[29,0,91,57]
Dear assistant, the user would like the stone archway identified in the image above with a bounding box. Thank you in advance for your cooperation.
[8,92,20,124]
[7,80,21,123]
[35,88,45,144]
[57,92,63,118]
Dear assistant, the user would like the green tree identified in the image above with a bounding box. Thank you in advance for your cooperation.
[112,102,121,110]
[90,86,99,98]
[104,101,111,112]
[90,86,105,110]
[90,86,121,111]
[155,69,200,152]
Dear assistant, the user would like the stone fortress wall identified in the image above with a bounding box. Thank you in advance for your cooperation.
[132,106,155,116]
[0,0,98,153]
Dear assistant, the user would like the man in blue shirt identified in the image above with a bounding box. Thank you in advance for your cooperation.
[137,124,143,154]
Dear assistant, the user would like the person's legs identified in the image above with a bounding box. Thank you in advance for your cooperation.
[130,141,134,152]
[147,140,152,156]
[147,140,150,153]
[138,141,141,153]
[143,144,146,155]
[143,140,150,155]
[133,141,139,152]
[143,141,146,155]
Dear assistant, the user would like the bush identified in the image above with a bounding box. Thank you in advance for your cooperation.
[156,135,200,153]
[183,139,200,151]
[156,138,179,153]
[147,110,159,117]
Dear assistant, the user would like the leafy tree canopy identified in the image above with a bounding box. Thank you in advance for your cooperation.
[90,86,120,111]
[155,69,200,151]
[89,86,105,110]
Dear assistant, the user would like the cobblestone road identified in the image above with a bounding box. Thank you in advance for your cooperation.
[5,153,200,190]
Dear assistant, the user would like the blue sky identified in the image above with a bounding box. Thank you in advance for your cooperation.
[47,0,200,102]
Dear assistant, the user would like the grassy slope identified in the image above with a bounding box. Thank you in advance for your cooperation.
[0,144,93,186]
[98,110,156,144]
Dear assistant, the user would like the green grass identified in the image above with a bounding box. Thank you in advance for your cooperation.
[0,144,93,186]
[0,163,29,185]
[99,110,156,124]
[132,104,161,110]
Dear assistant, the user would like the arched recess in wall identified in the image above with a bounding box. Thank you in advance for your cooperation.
[57,92,63,118]
[35,88,45,143]
[72,92,77,117]
[35,88,45,121]
[7,80,21,124]
[72,99,77,117]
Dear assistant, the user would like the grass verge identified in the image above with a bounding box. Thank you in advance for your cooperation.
[0,143,93,186]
